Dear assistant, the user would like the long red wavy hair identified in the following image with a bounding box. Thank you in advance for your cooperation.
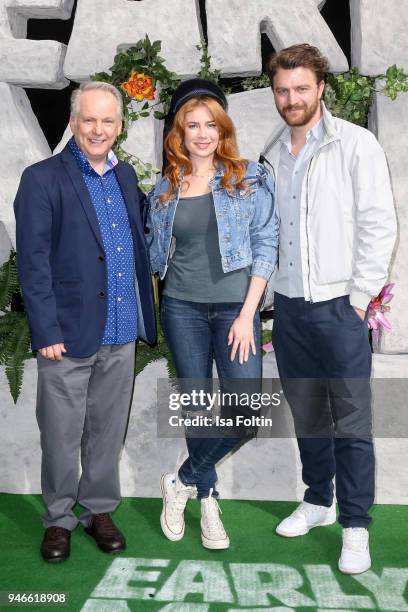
[161,96,247,202]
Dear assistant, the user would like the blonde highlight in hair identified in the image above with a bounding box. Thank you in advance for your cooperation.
[161,97,247,202]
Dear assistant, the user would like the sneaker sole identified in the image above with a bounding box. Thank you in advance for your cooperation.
[201,534,230,550]
[276,514,336,538]
[338,559,371,575]
[160,475,185,542]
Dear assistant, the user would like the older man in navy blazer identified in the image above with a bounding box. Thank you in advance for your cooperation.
[14,81,156,563]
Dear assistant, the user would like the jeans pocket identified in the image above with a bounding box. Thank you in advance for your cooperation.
[346,299,365,325]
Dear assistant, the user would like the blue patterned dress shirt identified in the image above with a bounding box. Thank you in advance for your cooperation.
[68,137,138,345]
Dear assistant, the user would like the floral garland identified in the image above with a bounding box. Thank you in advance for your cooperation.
[92,35,180,192]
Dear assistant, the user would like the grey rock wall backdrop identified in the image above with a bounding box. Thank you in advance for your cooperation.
[0,1,407,343]
[2,352,408,503]
[1,1,408,500]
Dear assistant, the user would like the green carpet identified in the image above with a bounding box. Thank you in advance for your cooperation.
[0,494,407,611]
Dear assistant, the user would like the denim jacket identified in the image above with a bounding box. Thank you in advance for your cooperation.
[146,160,278,281]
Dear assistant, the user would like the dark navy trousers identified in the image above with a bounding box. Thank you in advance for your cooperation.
[273,292,374,528]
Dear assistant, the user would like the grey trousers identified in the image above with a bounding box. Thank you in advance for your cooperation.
[36,342,136,530]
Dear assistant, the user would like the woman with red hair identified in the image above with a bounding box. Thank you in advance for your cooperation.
[146,79,278,549]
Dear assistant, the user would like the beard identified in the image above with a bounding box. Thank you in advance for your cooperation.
[278,97,320,127]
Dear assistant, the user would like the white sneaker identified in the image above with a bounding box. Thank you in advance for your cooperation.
[338,528,371,574]
[160,473,196,541]
[276,501,336,537]
[200,491,230,550]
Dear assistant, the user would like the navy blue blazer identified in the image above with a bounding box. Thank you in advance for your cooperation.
[14,144,156,357]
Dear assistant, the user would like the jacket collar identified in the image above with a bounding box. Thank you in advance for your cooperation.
[60,144,104,250]
[154,163,224,199]
[321,101,341,142]
[60,144,142,248]
[261,101,340,163]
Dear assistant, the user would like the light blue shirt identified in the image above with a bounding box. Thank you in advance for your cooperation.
[274,118,324,298]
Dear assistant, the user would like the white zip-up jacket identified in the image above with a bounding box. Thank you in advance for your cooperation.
[261,103,397,310]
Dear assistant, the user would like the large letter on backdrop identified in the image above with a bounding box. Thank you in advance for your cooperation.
[206,0,348,76]
[370,92,408,354]
[227,88,282,162]
[64,0,203,81]
[0,0,73,246]
[0,0,72,87]
[350,0,408,75]
[0,84,51,246]
[353,0,408,353]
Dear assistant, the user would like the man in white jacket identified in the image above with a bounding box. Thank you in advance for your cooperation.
[261,44,396,574]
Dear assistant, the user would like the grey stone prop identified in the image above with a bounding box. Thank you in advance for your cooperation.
[0,0,73,88]
[0,221,12,265]
[0,1,74,253]
[206,0,348,77]
[369,92,408,354]
[63,0,203,81]
[0,84,51,249]
[2,354,408,504]
[351,0,408,75]
[227,88,282,162]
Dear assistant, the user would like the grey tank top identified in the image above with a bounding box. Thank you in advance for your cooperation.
[163,192,250,303]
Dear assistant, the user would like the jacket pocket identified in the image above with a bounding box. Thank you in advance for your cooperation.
[226,186,254,219]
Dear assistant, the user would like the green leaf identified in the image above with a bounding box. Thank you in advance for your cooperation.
[152,40,162,53]
[0,311,32,403]
[92,71,110,82]
[386,64,398,79]
[0,251,19,312]
[130,51,144,62]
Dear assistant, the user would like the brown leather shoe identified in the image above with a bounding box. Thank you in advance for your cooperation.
[84,513,126,553]
[41,526,71,563]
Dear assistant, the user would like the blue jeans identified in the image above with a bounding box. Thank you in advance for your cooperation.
[161,296,262,499]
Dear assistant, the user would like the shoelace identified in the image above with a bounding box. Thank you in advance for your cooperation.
[168,487,191,519]
[202,497,225,537]
[344,528,367,551]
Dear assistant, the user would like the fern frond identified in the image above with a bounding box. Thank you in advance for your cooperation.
[0,251,19,312]
[135,340,164,376]
[1,312,32,403]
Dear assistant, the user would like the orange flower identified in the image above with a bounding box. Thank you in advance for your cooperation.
[121,72,156,101]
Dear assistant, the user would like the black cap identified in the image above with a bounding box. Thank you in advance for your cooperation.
[169,78,228,117]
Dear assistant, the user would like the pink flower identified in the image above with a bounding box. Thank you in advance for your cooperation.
[367,283,394,336]
[262,340,274,353]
